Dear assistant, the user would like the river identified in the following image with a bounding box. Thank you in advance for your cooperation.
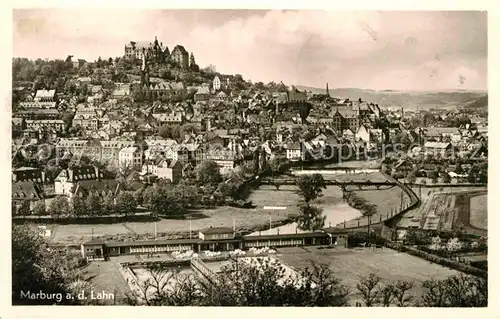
[248,183,362,236]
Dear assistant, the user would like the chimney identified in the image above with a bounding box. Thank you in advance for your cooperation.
[326,82,330,96]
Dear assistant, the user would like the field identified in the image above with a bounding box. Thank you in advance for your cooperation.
[275,246,460,302]
[469,194,487,230]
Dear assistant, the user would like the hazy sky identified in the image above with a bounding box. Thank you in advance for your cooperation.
[13,10,487,91]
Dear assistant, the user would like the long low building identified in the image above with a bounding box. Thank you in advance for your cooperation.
[81,227,349,261]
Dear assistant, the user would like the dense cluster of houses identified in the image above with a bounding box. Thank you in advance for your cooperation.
[11,45,488,216]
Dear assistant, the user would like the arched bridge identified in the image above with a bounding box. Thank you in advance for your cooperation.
[261,178,398,191]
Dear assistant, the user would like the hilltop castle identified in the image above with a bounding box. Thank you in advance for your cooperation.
[124,36,190,69]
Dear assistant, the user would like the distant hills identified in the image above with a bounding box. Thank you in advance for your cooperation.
[459,95,488,110]
[295,85,488,111]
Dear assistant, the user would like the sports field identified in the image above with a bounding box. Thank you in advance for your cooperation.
[275,246,460,301]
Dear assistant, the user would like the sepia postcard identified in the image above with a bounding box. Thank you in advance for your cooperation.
[2,1,498,318]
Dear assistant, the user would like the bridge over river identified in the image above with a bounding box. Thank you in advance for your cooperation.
[260,177,398,191]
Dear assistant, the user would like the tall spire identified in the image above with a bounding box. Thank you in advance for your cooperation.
[326,82,330,96]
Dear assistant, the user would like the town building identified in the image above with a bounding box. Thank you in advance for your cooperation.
[118,147,143,170]
[12,181,44,214]
[72,105,99,130]
[194,86,211,102]
[213,75,231,91]
[423,127,462,143]
[124,37,170,61]
[332,109,360,134]
[80,228,346,260]
[34,89,56,102]
[206,149,238,174]
[72,180,122,200]
[15,108,60,119]
[18,101,57,109]
[198,227,235,241]
[25,119,65,132]
[152,112,183,124]
[54,166,103,196]
[423,141,454,156]
[287,86,307,103]
[171,45,189,69]
[284,142,302,161]
[356,125,383,144]
[12,167,46,183]
[156,159,183,182]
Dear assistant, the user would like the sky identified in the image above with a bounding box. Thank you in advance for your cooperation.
[13,10,487,91]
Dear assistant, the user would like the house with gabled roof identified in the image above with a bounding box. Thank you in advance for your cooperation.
[12,181,44,213]
[34,89,56,102]
[72,180,122,200]
[54,166,104,196]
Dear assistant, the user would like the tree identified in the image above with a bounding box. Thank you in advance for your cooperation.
[429,170,439,184]
[200,258,350,306]
[85,193,102,216]
[393,280,414,307]
[195,160,222,186]
[446,238,463,256]
[295,174,327,203]
[48,196,70,218]
[421,274,487,307]
[101,193,115,216]
[442,173,451,184]
[378,283,396,307]
[297,204,326,231]
[356,273,381,307]
[133,187,145,206]
[115,191,137,217]
[429,236,443,251]
[70,196,87,217]
[268,155,289,175]
[129,264,201,306]
[17,201,31,215]
[12,225,74,305]
[145,185,185,218]
[33,201,46,216]
[217,181,239,200]
[406,170,417,184]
